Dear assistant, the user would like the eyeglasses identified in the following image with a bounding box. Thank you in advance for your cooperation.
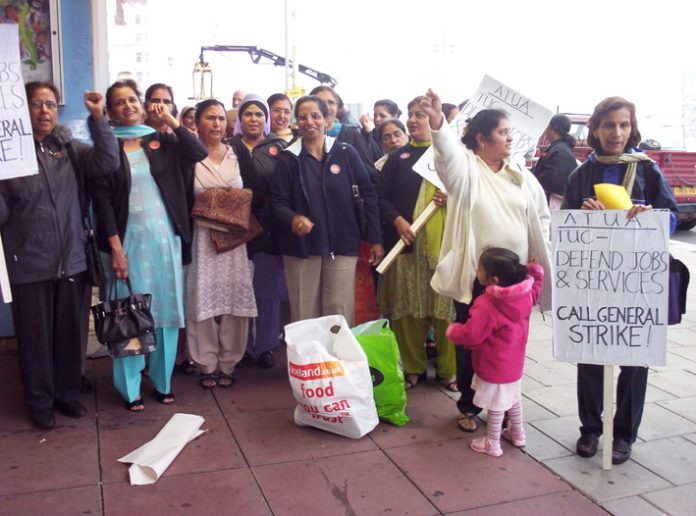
[30,99,58,110]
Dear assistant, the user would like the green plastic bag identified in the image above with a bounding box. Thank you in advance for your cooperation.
[352,319,409,426]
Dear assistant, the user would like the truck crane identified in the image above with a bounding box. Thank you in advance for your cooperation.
[193,45,337,99]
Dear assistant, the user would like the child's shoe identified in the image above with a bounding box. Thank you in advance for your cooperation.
[470,437,503,457]
[501,428,526,447]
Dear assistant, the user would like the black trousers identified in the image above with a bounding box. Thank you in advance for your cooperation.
[11,273,87,411]
[577,363,648,444]
[453,279,485,415]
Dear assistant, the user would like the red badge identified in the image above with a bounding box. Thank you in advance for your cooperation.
[149,140,160,150]
[330,164,341,174]
[227,153,237,160]
[400,152,410,159]
[268,146,279,156]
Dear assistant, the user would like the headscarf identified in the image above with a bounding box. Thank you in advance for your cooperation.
[233,94,270,136]
[112,125,156,139]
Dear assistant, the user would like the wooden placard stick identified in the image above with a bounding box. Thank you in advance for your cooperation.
[376,200,439,275]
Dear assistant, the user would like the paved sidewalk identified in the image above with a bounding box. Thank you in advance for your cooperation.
[0,239,693,515]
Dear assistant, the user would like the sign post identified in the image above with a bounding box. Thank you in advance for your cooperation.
[551,210,670,469]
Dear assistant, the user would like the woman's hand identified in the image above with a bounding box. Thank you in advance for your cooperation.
[369,243,385,266]
[420,89,444,130]
[84,91,106,120]
[433,190,447,207]
[359,113,374,133]
[111,251,128,279]
[148,102,179,130]
[627,204,652,219]
[291,215,314,236]
[581,197,605,211]
[394,216,416,245]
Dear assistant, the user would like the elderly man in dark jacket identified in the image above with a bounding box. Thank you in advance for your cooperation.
[0,82,119,429]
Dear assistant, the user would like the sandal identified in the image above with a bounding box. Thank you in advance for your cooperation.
[199,373,217,390]
[437,377,459,393]
[404,372,426,391]
[125,397,144,412]
[217,372,235,388]
[457,412,479,433]
[155,391,175,404]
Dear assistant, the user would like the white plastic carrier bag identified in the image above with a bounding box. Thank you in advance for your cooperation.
[285,314,379,439]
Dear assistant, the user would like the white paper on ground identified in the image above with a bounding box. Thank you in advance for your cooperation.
[118,413,206,485]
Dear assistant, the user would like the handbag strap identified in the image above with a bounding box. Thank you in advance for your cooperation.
[108,277,135,301]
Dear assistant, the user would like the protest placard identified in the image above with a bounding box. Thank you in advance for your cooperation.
[412,75,553,190]
[0,23,39,180]
[551,210,670,367]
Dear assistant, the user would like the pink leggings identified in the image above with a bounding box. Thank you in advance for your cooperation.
[487,401,523,441]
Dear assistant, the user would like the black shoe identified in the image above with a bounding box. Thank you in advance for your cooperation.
[32,408,56,429]
[576,433,599,458]
[53,400,87,418]
[257,351,276,369]
[612,439,632,464]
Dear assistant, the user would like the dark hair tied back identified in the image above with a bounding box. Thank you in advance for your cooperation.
[479,247,528,287]
[461,109,508,151]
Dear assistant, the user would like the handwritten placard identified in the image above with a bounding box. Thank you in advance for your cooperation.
[413,75,553,190]
[0,23,38,180]
[551,210,670,367]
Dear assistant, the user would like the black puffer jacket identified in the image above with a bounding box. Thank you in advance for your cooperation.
[0,118,119,284]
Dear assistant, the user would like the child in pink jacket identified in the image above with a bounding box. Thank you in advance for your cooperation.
[446,247,544,457]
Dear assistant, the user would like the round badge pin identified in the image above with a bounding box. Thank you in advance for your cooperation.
[269,146,279,156]
[330,164,341,174]
[400,152,410,159]
[227,153,237,160]
[149,140,160,150]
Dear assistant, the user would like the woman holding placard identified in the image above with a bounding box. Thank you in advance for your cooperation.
[420,89,552,432]
[0,82,119,429]
[562,96,678,464]
[376,96,456,392]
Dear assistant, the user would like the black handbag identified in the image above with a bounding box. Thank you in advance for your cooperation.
[91,278,157,358]
[341,144,369,240]
[66,144,106,287]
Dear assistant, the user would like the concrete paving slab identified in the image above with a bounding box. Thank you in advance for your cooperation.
[648,370,696,398]
[524,361,579,387]
[683,433,696,446]
[638,403,696,440]
[213,363,298,414]
[631,436,696,485]
[385,438,571,513]
[522,395,558,422]
[521,423,574,462]
[0,485,102,515]
[642,482,696,516]
[528,322,554,342]
[650,350,696,371]
[531,414,591,453]
[601,496,668,516]
[253,450,438,516]
[225,408,378,466]
[657,396,696,423]
[450,491,609,515]
[668,344,696,363]
[666,327,696,345]
[542,454,671,502]
[102,469,271,515]
[525,339,555,363]
[522,374,546,391]
[524,384,578,417]
[0,418,99,496]
[644,383,677,404]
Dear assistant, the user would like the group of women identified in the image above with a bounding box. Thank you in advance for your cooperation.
[1,79,679,467]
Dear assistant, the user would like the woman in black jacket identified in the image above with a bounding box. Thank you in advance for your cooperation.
[533,114,578,209]
[91,79,207,411]
[0,82,119,428]
[271,95,383,325]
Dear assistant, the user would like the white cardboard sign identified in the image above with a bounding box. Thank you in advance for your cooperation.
[413,75,553,190]
[0,23,39,180]
[551,210,670,367]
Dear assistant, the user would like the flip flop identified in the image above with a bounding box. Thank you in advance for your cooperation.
[404,373,426,391]
[457,412,479,432]
[437,377,459,393]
